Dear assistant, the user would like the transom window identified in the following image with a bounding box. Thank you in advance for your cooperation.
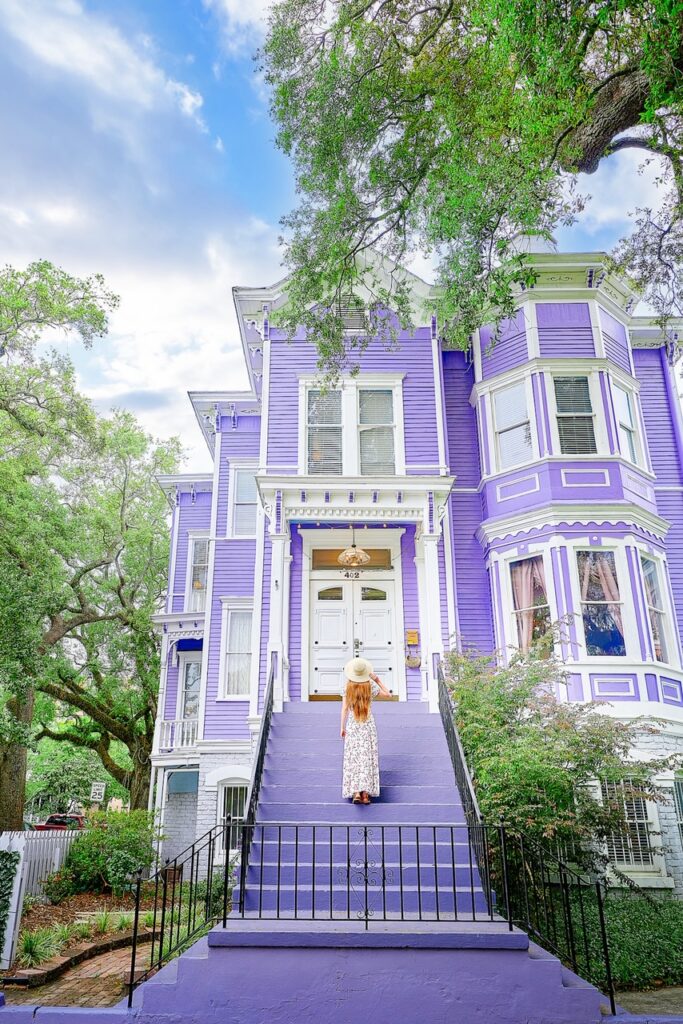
[188,538,209,612]
[640,556,669,663]
[601,780,654,868]
[307,390,343,475]
[359,389,395,474]
[231,468,258,536]
[576,550,625,656]
[493,382,533,470]
[311,548,392,570]
[223,608,253,697]
[613,384,638,464]
[554,376,598,454]
[509,555,550,651]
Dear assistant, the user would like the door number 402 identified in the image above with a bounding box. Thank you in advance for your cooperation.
[343,571,360,579]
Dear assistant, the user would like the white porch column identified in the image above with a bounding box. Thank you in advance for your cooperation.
[266,490,290,713]
[421,489,446,713]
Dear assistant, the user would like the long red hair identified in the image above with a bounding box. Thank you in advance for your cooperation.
[346,681,372,722]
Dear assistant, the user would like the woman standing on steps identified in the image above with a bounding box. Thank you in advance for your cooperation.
[340,657,392,805]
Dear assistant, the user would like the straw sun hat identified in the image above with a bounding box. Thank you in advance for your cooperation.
[344,657,374,683]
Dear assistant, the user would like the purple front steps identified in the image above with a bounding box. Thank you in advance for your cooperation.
[129,700,611,1024]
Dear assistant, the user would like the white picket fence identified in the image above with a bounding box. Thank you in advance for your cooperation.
[0,830,82,970]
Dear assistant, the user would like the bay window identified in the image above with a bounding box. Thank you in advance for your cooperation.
[493,381,532,470]
[307,389,343,475]
[188,537,209,612]
[576,550,625,656]
[640,556,669,663]
[554,376,597,454]
[613,384,638,464]
[358,388,395,475]
[509,555,550,651]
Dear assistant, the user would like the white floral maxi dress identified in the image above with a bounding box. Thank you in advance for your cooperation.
[342,681,380,798]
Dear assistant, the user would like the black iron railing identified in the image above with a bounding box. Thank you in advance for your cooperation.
[237,651,276,913]
[127,822,234,1006]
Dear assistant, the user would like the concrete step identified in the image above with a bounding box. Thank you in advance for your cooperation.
[245,863,481,887]
[259,783,461,803]
[280,702,431,715]
[240,886,490,916]
[261,767,451,786]
[264,751,451,769]
[258,802,467,823]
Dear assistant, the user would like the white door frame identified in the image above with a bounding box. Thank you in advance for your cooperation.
[300,526,407,701]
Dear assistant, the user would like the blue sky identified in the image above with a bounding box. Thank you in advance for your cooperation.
[0,0,664,469]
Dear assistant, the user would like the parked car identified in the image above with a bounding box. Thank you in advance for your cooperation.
[33,814,86,831]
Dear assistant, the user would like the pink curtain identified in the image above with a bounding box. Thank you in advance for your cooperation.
[511,557,546,652]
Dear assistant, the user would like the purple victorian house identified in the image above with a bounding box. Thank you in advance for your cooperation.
[151,238,683,897]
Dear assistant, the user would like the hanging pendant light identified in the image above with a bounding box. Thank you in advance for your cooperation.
[337,527,370,568]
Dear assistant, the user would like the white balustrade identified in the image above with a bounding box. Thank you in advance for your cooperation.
[159,718,198,750]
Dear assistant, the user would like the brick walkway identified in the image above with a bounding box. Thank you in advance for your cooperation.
[1,945,152,1008]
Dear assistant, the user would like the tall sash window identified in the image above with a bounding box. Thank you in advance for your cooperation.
[189,538,209,612]
[554,376,597,454]
[493,382,532,470]
[232,469,258,536]
[509,556,550,651]
[307,390,343,474]
[640,556,669,663]
[613,385,638,464]
[358,389,395,475]
[576,550,625,656]
[224,609,253,697]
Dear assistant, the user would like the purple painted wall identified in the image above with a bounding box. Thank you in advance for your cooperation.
[633,346,683,641]
[201,420,260,741]
[480,309,528,379]
[536,302,595,357]
[442,350,495,653]
[266,327,440,472]
[599,307,632,373]
[171,492,212,613]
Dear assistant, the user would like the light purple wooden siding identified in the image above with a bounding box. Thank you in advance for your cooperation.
[633,346,683,640]
[266,328,440,471]
[480,310,528,379]
[202,423,260,741]
[164,663,179,719]
[599,307,632,373]
[442,350,494,653]
[536,302,595,357]
[171,492,212,613]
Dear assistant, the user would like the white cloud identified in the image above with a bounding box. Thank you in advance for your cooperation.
[0,0,206,128]
[203,0,272,52]
[572,150,665,235]
[215,136,225,153]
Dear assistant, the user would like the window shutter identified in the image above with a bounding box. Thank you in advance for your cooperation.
[335,293,366,332]
[359,389,395,474]
[554,376,597,454]
[307,390,343,474]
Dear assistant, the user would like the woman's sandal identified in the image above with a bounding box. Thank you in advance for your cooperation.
[352,793,362,804]
[361,793,371,805]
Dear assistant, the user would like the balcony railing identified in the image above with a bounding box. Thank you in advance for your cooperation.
[159,718,198,750]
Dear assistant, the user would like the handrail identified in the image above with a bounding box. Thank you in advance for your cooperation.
[238,651,277,911]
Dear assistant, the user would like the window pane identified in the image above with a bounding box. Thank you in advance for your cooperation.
[308,426,343,474]
[360,425,395,474]
[581,604,626,656]
[577,551,620,603]
[221,784,248,851]
[554,376,593,414]
[229,611,252,652]
[318,586,343,601]
[234,503,257,535]
[190,539,209,611]
[494,382,528,430]
[498,423,532,468]
[601,781,654,867]
[618,424,637,463]
[308,389,341,425]
[613,385,633,428]
[510,556,549,651]
[361,587,387,601]
[311,548,391,569]
[359,389,393,424]
[557,416,597,454]
[641,557,668,662]
[641,556,663,608]
[226,653,250,695]
[235,470,257,502]
[182,662,200,719]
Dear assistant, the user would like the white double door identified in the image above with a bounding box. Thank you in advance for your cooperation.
[310,577,398,698]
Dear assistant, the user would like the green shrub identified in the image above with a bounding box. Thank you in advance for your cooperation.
[142,911,156,929]
[64,811,157,895]
[116,912,133,932]
[93,910,112,935]
[42,868,76,904]
[52,923,75,949]
[73,921,93,941]
[602,893,683,990]
[17,928,58,967]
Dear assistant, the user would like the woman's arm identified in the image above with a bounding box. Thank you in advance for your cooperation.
[340,694,348,738]
[371,673,392,698]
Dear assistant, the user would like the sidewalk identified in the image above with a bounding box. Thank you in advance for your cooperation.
[1,945,152,1008]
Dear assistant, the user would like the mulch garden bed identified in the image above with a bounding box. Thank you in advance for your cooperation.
[2,930,157,988]
[21,890,156,932]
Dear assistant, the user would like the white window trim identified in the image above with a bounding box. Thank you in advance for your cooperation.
[298,374,406,476]
[490,374,537,473]
[567,542,638,663]
[548,371,608,458]
[227,461,259,539]
[175,652,202,721]
[636,548,678,670]
[610,378,644,468]
[184,531,210,612]
[499,547,558,653]
[217,597,254,701]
